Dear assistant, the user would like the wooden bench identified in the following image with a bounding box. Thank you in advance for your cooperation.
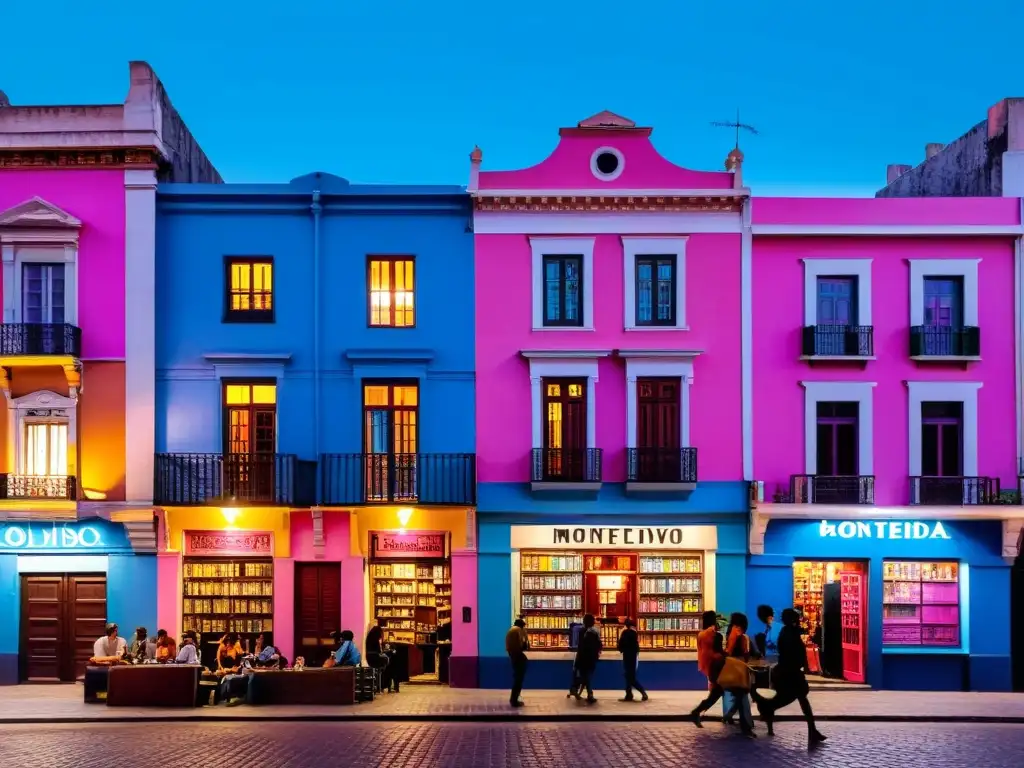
[106,665,201,707]
[246,667,356,705]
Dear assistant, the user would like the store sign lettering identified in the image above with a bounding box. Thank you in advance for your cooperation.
[553,527,686,547]
[0,523,103,550]
[818,520,951,541]
[184,530,274,557]
[373,531,446,559]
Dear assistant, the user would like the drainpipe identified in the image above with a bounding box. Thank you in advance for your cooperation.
[312,182,323,491]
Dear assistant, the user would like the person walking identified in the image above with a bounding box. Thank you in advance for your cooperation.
[572,614,602,703]
[721,612,757,737]
[617,618,648,702]
[505,618,529,707]
[752,608,827,745]
[689,610,725,726]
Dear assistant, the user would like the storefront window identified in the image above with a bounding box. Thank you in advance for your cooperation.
[882,560,960,647]
[518,551,703,651]
[182,559,274,637]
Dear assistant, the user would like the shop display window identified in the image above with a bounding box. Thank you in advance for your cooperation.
[182,558,274,647]
[371,562,452,645]
[518,551,703,651]
[882,560,960,647]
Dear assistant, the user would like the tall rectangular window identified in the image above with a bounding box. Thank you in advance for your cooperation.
[22,263,66,324]
[921,402,962,477]
[363,382,419,501]
[543,255,583,327]
[635,256,676,326]
[225,258,274,322]
[23,422,68,477]
[816,276,857,326]
[815,401,858,476]
[368,257,415,327]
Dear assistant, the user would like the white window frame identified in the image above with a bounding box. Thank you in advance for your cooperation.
[907,381,981,477]
[622,237,688,331]
[0,197,80,326]
[908,258,980,327]
[801,381,876,475]
[6,389,78,478]
[802,258,873,326]
[523,352,609,449]
[530,237,594,331]
[622,354,696,448]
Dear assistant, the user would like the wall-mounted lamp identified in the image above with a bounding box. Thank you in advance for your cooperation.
[397,507,413,528]
[221,507,241,526]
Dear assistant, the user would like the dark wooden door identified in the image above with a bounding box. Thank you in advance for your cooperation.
[294,563,341,667]
[636,378,681,482]
[20,574,107,682]
[542,378,587,480]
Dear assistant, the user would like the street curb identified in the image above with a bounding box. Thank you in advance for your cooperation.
[3,714,1024,725]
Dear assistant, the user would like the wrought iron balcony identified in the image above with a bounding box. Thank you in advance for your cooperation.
[626,447,698,492]
[530,448,602,490]
[910,475,999,505]
[790,474,874,504]
[320,453,476,505]
[802,325,874,358]
[0,474,76,500]
[154,453,317,506]
[0,323,82,358]
[909,326,980,359]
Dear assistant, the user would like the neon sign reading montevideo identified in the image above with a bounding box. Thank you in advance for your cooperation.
[818,520,951,541]
[0,523,103,550]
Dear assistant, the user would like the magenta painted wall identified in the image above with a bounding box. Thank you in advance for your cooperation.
[753,196,1022,226]
[752,236,1018,505]
[156,553,182,641]
[475,232,743,483]
[0,169,126,359]
[279,511,365,661]
[451,550,478,658]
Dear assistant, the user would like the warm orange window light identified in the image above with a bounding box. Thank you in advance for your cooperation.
[229,260,273,312]
[225,384,277,405]
[369,257,415,327]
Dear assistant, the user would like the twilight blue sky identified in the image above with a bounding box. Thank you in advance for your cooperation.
[1,2,1021,195]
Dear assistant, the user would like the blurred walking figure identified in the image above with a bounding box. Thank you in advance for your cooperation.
[721,612,757,737]
[505,618,529,707]
[689,610,725,726]
[571,614,601,703]
[617,618,648,702]
[752,608,827,746]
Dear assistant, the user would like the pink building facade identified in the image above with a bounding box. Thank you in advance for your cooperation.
[748,195,1024,691]
[472,112,752,689]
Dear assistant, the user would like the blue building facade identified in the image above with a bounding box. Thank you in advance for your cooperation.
[155,174,477,679]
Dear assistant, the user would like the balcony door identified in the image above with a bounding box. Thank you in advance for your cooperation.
[22,263,66,324]
[920,403,964,503]
[813,402,860,503]
[223,383,277,501]
[636,378,681,482]
[363,382,418,501]
[541,378,586,480]
[17,421,69,498]
[816,277,857,355]
[923,277,964,355]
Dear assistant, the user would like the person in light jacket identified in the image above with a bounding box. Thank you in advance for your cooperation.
[616,618,648,702]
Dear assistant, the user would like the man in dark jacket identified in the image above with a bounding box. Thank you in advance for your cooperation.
[616,618,648,702]
[505,618,529,707]
[573,614,602,704]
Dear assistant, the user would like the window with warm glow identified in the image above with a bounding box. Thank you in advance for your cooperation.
[23,422,68,476]
[368,257,415,327]
[225,257,274,322]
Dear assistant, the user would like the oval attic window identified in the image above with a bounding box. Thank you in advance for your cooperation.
[590,147,624,181]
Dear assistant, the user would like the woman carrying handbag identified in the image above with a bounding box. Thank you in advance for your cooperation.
[720,612,757,737]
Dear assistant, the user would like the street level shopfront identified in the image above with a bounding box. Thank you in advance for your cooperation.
[477,518,748,689]
[748,515,1012,691]
[0,518,155,684]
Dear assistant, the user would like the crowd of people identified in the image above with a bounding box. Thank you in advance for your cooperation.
[506,604,827,746]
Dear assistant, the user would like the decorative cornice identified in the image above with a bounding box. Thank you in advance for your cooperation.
[0,147,160,171]
[520,349,613,359]
[474,193,744,213]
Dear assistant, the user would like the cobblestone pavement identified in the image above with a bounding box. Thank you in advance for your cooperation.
[1,721,1021,767]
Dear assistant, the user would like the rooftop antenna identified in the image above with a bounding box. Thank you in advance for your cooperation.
[711,109,759,149]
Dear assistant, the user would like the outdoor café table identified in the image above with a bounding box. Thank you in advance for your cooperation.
[246,667,356,705]
[106,664,201,707]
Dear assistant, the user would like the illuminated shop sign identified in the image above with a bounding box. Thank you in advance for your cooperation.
[818,520,951,541]
[510,525,718,551]
[371,531,447,559]
[0,523,104,550]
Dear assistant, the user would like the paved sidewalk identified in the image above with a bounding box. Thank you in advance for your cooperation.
[1,684,1023,723]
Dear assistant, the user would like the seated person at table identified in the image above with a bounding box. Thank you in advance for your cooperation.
[90,623,127,665]
[155,629,177,663]
[253,632,283,668]
[324,630,361,668]
[216,633,244,675]
[174,632,200,664]
[126,626,153,663]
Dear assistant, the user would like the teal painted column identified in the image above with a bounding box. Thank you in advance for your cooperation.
[0,555,19,684]
[107,554,158,637]
[715,553,746,617]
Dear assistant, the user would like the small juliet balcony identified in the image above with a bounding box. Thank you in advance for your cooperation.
[789,474,875,505]
[0,474,77,501]
[0,323,82,359]
[154,453,317,506]
[910,475,999,505]
[626,448,698,493]
[801,325,874,362]
[909,326,980,361]
[320,453,476,506]
[530,448,602,493]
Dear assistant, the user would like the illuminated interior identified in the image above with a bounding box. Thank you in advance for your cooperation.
[369,258,415,327]
[24,422,68,476]
[229,260,273,312]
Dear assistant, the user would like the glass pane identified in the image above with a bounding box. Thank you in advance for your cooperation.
[921,423,940,476]
[656,260,674,321]
[546,383,560,397]
[563,259,580,321]
[393,385,418,407]
[816,423,835,475]
[546,402,563,449]
[835,423,858,475]
[939,423,962,476]
[251,385,276,404]
[636,261,652,322]
[225,385,250,405]
[363,385,390,407]
[544,259,562,321]
[365,411,389,453]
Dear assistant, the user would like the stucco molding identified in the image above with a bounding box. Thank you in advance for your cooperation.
[1003,519,1024,564]
[907,258,981,327]
[800,381,876,475]
[623,356,694,450]
[802,258,873,326]
[621,237,688,331]
[529,237,595,331]
[524,355,600,450]
[740,199,753,481]
[0,148,160,171]
[906,380,982,477]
